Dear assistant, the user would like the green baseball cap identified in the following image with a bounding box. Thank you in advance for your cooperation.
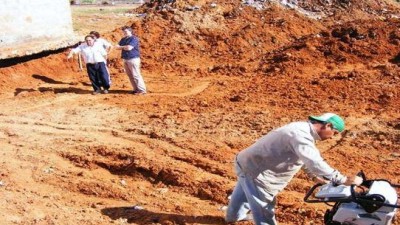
[309,113,345,132]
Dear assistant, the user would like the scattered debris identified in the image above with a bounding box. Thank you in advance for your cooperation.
[219,205,228,211]
[185,5,200,11]
[120,179,127,187]
[157,187,169,194]
[43,167,55,174]
[390,153,400,158]
[132,205,144,210]
[242,0,267,10]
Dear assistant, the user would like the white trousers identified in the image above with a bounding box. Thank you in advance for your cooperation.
[123,58,146,93]
[226,160,277,225]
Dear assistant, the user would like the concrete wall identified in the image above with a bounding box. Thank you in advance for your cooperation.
[0,0,78,59]
[0,0,74,45]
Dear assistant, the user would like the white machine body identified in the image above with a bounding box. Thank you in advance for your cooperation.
[316,183,351,198]
[315,181,398,225]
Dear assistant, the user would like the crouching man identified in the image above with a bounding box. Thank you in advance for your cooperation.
[225,113,363,225]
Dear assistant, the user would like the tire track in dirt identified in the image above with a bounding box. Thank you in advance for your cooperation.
[32,79,211,97]
[1,94,81,114]
[0,78,210,116]
[0,115,234,203]
[148,80,210,97]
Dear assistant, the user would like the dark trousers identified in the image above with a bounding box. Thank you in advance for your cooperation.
[86,62,110,91]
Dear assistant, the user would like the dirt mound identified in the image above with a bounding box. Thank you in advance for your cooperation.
[0,0,399,224]
[295,0,399,19]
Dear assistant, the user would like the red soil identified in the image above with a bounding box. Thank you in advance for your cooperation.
[0,0,399,224]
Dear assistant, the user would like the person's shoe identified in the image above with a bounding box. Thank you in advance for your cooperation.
[244,213,253,221]
[236,213,254,221]
[92,90,101,95]
[220,206,252,222]
[103,89,109,94]
[134,91,146,95]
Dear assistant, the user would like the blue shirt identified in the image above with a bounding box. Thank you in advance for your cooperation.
[119,35,140,59]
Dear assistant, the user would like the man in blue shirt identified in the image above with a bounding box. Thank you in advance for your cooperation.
[116,26,147,95]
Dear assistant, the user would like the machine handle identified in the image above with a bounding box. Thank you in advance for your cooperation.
[303,183,323,202]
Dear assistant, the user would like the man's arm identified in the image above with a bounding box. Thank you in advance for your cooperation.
[302,166,328,184]
[291,133,362,186]
[116,36,137,51]
[115,45,133,51]
[67,46,81,59]
[101,38,113,53]
[343,175,363,186]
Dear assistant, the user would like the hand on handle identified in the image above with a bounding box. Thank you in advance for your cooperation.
[344,175,363,186]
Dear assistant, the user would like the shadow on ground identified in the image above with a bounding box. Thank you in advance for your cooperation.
[14,87,93,96]
[32,74,73,84]
[101,206,225,224]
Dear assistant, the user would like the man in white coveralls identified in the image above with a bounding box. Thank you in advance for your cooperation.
[225,113,363,225]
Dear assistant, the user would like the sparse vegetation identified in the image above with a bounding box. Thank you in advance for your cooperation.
[70,5,138,35]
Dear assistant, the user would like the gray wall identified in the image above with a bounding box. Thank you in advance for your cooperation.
[0,0,77,59]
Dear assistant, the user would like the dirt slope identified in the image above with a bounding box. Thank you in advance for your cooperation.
[0,0,399,224]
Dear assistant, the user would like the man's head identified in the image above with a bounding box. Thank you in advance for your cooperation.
[309,113,345,140]
[84,35,96,46]
[121,26,133,37]
[89,31,100,39]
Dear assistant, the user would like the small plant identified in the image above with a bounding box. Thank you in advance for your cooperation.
[81,0,96,4]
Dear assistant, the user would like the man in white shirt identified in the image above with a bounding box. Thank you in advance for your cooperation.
[90,31,113,84]
[67,35,110,94]
[225,113,363,225]
[89,31,112,54]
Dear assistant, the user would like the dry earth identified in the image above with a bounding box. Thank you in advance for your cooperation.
[0,0,399,224]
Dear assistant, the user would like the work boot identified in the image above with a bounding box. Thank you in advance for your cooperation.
[92,90,101,95]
